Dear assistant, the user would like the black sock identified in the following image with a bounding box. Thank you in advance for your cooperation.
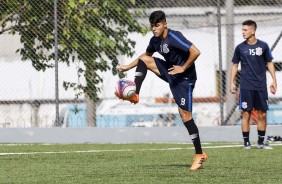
[134,59,147,94]
[242,131,250,145]
[184,119,202,154]
[258,130,265,145]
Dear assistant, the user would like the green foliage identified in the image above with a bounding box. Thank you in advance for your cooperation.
[0,0,146,102]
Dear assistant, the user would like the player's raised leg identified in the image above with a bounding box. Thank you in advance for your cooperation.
[117,58,148,104]
[115,54,160,104]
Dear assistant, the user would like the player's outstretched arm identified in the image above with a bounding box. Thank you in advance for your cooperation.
[230,64,238,94]
[117,52,153,72]
[267,61,277,94]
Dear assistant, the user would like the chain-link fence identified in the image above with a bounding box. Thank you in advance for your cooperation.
[0,0,281,128]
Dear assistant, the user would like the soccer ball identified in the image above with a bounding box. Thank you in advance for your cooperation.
[115,78,136,98]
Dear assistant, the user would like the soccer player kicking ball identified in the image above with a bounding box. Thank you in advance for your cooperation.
[230,20,277,149]
[115,10,207,170]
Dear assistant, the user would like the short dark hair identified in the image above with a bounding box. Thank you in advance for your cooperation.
[242,20,257,30]
[149,10,166,25]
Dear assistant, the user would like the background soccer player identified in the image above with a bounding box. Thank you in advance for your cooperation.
[115,10,207,170]
[230,20,277,149]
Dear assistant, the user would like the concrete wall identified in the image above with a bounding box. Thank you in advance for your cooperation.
[0,125,281,144]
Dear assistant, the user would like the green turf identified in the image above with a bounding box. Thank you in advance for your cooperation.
[0,143,281,184]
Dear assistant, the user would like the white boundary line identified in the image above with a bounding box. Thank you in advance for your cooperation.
[0,142,213,146]
[1,143,282,156]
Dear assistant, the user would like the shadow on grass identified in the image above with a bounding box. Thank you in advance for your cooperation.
[142,163,189,170]
[163,164,189,168]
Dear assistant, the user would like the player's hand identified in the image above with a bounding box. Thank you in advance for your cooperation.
[270,82,277,94]
[168,65,185,75]
[230,83,236,94]
[117,65,129,72]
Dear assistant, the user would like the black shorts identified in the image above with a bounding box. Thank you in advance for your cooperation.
[154,57,195,112]
[239,89,268,111]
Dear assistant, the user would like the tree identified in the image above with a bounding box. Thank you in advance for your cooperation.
[0,0,146,103]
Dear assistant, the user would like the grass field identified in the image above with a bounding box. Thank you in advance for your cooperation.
[0,142,282,184]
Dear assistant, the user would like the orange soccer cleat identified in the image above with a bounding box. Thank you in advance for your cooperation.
[190,152,208,171]
[115,91,139,104]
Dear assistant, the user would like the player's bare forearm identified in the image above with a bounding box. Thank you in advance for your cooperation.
[230,64,238,84]
[267,62,277,84]
[117,52,152,72]
[230,64,238,93]
[267,61,277,94]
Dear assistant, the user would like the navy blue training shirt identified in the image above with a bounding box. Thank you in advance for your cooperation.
[146,29,196,81]
[232,39,273,90]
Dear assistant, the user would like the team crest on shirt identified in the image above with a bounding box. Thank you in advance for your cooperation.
[162,44,169,54]
[242,102,248,109]
[255,47,262,56]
